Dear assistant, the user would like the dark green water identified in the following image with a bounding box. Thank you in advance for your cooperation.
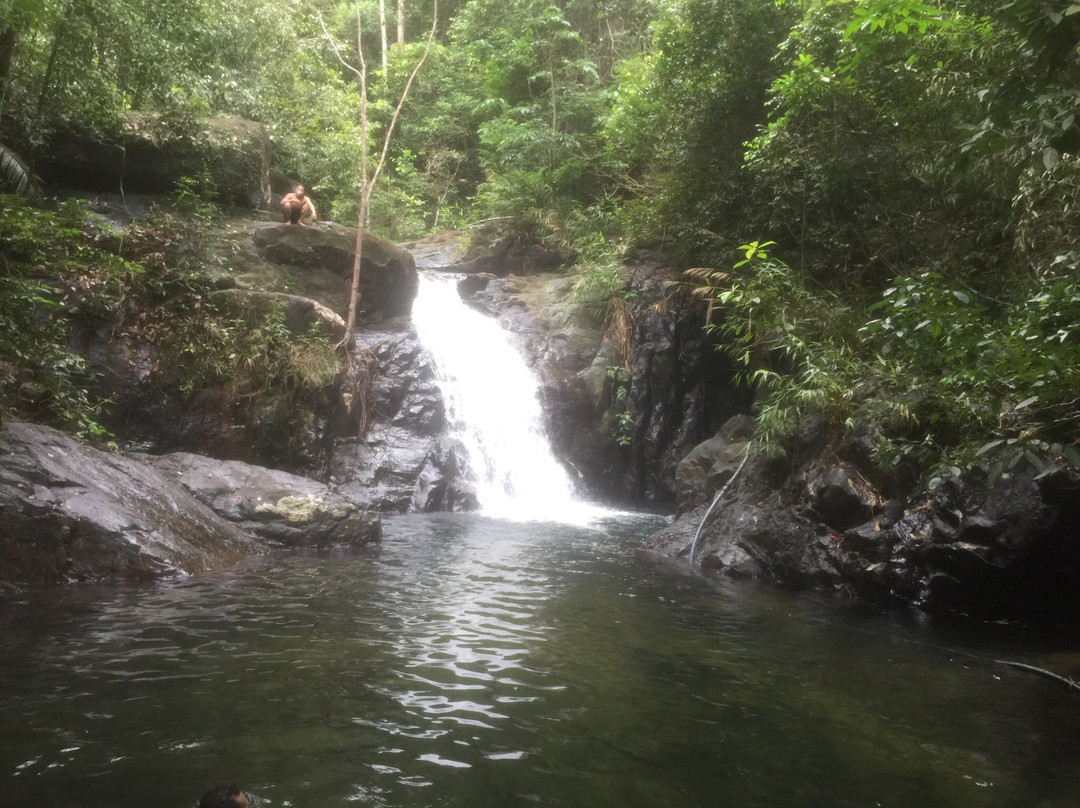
[2,513,1079,808]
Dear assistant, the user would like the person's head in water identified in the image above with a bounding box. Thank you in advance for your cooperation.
[199,785,249,808]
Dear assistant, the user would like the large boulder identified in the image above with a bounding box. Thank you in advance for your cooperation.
[673,414,754,516]
[28,114,271,208]
[435,227,571,276]
[147,452,380,548]
[614,271,751,505]
[0,422,382,587]
[0,422,259,584]
[252,223,418,323]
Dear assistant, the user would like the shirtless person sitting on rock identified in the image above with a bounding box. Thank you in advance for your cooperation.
[280,184,317,225]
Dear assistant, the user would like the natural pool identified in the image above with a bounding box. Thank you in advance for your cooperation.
[2,512,1079,807]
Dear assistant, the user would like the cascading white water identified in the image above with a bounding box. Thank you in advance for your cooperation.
[412,272,595,521]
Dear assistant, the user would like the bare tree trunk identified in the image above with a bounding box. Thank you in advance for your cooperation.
[0,24,18,124]
[35,11,68,124]
[344,3,371,344]
[319,0,438,350]
[379,0,388,76]
[397,0,404,44]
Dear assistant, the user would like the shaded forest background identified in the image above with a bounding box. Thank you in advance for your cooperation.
[1,0,1078,490]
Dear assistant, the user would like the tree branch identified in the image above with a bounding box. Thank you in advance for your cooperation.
[312,7,362,81]
[366,0,438,201]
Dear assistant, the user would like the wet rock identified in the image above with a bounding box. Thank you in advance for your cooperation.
[902,472,1073,619]
[0,422,259,584]
[457,272,495,297]
[401,231,471,271]
[446,228,570,276]
[537,363,604,483]
[147,452,380,548]
[841,515,896,562]
[614,271,749,505]
[252,222,418,323]
[650,412,1080,623]
[674,415,754,516]
[328,318,476,513]
[411,438,480,512]
[466,274,601,372]
[805,463,885,532]
[75,315,336,475]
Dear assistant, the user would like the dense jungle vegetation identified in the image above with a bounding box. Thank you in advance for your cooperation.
[1,0,1078,489]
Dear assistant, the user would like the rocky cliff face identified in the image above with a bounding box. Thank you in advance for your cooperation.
[647,413,1080,624]
[454,250,748,505]
[611,267,751,505]
[80,212,418,474]
[328,315,478,513]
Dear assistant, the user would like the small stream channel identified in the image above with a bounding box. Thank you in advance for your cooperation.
[2,271,1079,807]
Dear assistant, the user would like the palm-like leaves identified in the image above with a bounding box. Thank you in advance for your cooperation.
[0,142,41,199]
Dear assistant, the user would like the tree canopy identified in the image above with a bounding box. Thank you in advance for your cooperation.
[1,0,1078,481]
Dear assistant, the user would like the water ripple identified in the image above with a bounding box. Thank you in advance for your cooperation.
[2,512,1076,808]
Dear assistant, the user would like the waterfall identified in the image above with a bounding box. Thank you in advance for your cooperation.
[411,272,595,522]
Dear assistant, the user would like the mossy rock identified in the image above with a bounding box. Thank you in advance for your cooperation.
[30,114,270,208]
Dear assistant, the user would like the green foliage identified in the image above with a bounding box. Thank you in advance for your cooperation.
[605,0,797,258]
[659,0,1080,484]
[0,190,343,454]
[570,253,627,312]
[0,194,144,437]
[0,142,41,199]
[605,365,634,445]
[0,272,107,438]
[144,300,339,398]
[861,268,1080,481]
[697,237,1080,482]
[741,0,998,285]
[443,0,626,245]
[699,241,862,452]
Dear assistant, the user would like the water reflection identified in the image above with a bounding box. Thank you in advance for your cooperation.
[1,513,1079,808]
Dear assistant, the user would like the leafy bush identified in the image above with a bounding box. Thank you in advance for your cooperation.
[698,239,1080,485]
[693,241,862,452]
[861,268,1080,482]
